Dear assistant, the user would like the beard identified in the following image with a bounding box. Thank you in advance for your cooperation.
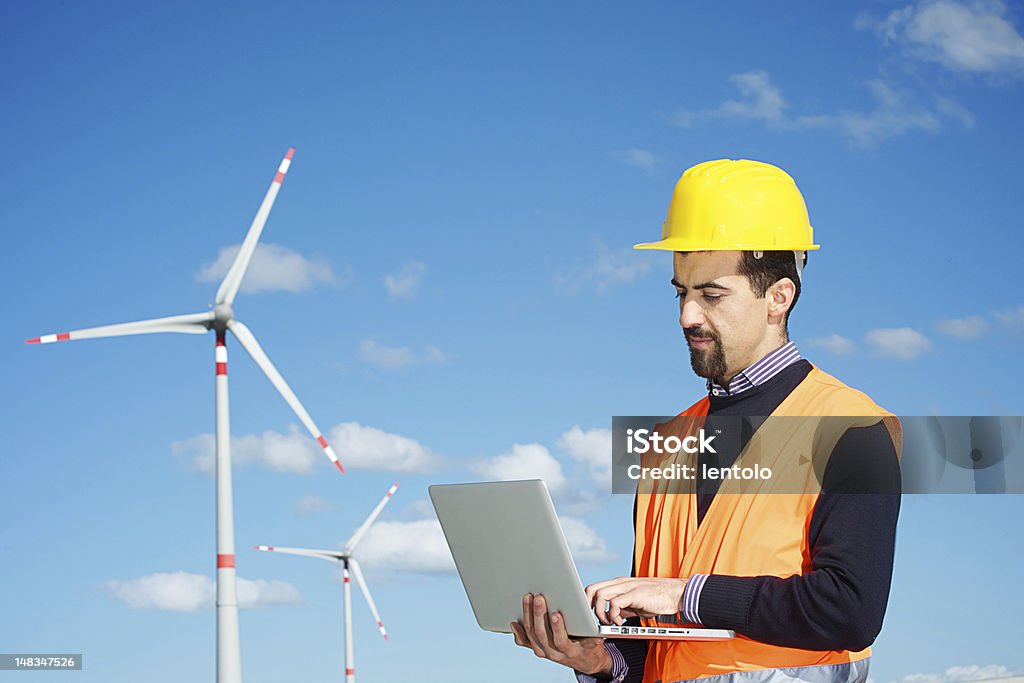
[685,328,727,382]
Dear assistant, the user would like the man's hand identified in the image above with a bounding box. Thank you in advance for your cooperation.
[510,593,612,677]
[585,577,688,626]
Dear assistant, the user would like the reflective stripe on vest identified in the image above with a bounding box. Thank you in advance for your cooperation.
[635,366,901,683]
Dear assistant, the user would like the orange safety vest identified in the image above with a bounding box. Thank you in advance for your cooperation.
[635,366,901,683]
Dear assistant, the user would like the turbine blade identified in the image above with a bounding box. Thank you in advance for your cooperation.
[228,320,344,474]
[215,147,295,306]
[345,482,398,553]
[254,545,343,562]
[349,559,388,640]
[26,311,212,344]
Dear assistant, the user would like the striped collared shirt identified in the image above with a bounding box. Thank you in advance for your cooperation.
[707,341,802,398]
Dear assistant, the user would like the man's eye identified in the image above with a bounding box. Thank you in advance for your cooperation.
[703,294,722,302]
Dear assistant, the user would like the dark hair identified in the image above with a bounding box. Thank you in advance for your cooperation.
[736,251,806,331]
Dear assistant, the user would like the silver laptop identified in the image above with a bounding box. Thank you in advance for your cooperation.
[429,479,735,641]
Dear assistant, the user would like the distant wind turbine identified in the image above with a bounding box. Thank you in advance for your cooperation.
[256,482,398,683]
[27,148,344,683]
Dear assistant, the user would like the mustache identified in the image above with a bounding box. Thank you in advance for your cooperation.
[684,328,719,343]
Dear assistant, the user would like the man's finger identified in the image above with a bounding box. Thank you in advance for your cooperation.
[607,592,631,626]
[549,611,576,652]
[585,577,630,605]
[511,621,528,648]
[531,594,559,656]
[522,594,536,637]
[591,586,628,624]
[519,595,545,657]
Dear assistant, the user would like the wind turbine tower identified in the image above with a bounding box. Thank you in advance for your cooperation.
[256,482,398,683]
[27,148,345,683]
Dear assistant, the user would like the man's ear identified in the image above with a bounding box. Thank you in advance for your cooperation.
[767,278,796,321]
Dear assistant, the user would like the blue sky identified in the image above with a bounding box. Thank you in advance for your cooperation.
[2,1,1023,681]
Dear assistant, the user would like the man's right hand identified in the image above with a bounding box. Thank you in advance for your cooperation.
[510,593,612,677]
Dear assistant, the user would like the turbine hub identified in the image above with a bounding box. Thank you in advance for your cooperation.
[212,303,234,330]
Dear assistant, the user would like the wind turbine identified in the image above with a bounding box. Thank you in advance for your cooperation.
[256,482,398,683]
[27,148,345,683]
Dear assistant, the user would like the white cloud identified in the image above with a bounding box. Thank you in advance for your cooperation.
[993,304,1024,330]
[173,422,440,474]
[559,516,616,563]
[859,0,1024,76]
[328,421,442,472]
[474,443,570,497]
[558,426,613,488]
[196,243,343,294]
[806,334,858,356]
[105,572,300,612]
[673,70,968,147]
[402,498,437,520]
[894,664,1016,683]
[358,338,446,369]
[295,495,332,514]
[865,327,933,360]
[357,519,456,573]
[794,80,941,147]
[559,239,655,294]
[674,70,786,127]
[172,425,320,475]
[615,148,660,172]
[935,95,977,128]
[235,577,302,609]
[384,261,426,301]
[936,316,989,338]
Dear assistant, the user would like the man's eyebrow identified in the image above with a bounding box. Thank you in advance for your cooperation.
[671,278,731,291]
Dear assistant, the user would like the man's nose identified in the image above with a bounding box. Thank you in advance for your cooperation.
[680,299,705,329]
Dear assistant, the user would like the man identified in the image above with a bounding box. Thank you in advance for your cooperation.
[511,159,901,683]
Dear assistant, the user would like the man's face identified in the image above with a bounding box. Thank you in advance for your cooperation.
[672,251,774,385]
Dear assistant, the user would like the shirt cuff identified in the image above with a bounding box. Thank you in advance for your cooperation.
[575,641,628,683]
[681,574,709,625]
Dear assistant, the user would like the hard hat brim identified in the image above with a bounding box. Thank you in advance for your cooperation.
[633,239,821,252]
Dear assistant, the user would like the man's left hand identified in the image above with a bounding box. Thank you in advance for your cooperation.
[511,593,611,676]
[585,577,689,626]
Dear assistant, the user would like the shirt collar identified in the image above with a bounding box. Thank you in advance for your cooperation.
[707,341,802,398]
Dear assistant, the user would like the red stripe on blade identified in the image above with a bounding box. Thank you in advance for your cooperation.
[216,362,227,375]
[334,461,346,474]
[317,436,328,448]
[285,147,295,160]
[274,171,284,184]
[26,338,40,344]
[217,554,235,568]
[57,333,71,341]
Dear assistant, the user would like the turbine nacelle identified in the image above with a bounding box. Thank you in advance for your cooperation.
[212,303,235,330]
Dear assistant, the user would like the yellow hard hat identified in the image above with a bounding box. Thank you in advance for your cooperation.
[634,159,820,252]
